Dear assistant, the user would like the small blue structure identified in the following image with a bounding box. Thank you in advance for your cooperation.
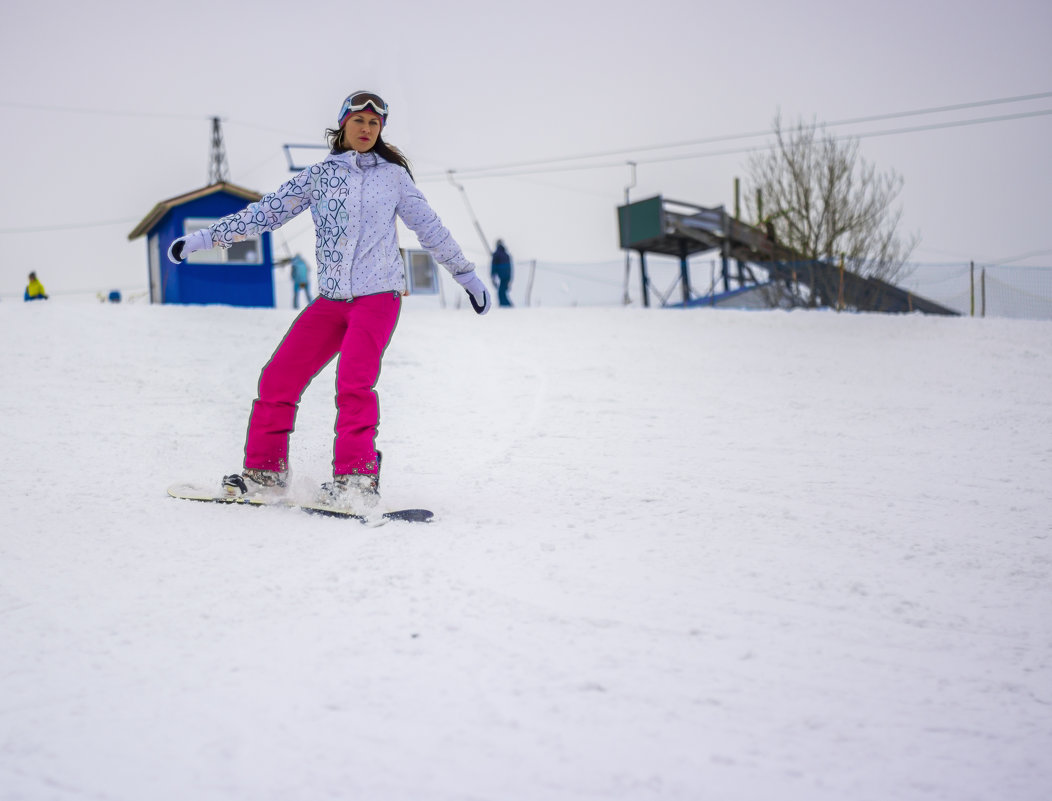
[128,182,275,307]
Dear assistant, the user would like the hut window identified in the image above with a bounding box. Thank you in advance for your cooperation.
[403,249,439,294]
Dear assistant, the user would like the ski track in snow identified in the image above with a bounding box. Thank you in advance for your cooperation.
[1,302,1050,801]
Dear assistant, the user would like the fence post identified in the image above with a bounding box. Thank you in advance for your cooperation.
[524,260,536,307]
[639,250,650,308]
[837,254,845,311]
[981,267,986,318]
[970,261,975,316]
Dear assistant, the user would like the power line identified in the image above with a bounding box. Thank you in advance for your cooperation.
[0,99,206,121]
[0,217,137,234]
[833,107,1052,142]
[0,99,324,140]
[629,108,1052,166]
[4,93,1048,234]
[421,90,1052,180]
[420,106,1052,182]
[224,118,320,140]
[10,106,1046,233]
[6,87,1048,160]
[988,248,1052,266]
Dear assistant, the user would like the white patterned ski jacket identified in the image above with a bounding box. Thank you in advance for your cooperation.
[205,150,474,299]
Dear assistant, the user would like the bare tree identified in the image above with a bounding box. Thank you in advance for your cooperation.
[746,114,918,308]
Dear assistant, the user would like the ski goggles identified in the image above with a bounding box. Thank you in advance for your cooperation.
[338,92,389,127]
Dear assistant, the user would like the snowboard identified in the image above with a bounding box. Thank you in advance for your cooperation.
[167,482,433,525]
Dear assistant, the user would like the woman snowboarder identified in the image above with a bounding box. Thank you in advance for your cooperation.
[168,90,490,510]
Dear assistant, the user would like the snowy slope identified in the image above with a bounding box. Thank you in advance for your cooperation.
[2,301,1050,801]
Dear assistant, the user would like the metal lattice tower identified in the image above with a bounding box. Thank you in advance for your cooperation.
[208,117,230,185]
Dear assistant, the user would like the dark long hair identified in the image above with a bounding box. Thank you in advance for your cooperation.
[325,127,413,180]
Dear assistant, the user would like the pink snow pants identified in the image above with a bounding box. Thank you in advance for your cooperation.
[243,292,401,476]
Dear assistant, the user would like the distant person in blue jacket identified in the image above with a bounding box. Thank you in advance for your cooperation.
[24,272,48,301]
[490,239,513,307]
[289,254,312,308]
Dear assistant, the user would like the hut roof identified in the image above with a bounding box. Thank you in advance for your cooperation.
[128,181,263,241]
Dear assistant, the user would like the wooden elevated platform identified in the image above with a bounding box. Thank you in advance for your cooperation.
[617,196,957,315]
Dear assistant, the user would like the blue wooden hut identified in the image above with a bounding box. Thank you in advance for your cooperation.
[128,182,276,306]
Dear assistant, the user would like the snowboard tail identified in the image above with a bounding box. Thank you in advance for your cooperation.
[167,482,433,524]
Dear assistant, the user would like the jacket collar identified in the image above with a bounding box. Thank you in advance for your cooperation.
[328,149,384,171]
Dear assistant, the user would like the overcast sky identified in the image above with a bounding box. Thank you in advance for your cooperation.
[1,0,1049,297]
